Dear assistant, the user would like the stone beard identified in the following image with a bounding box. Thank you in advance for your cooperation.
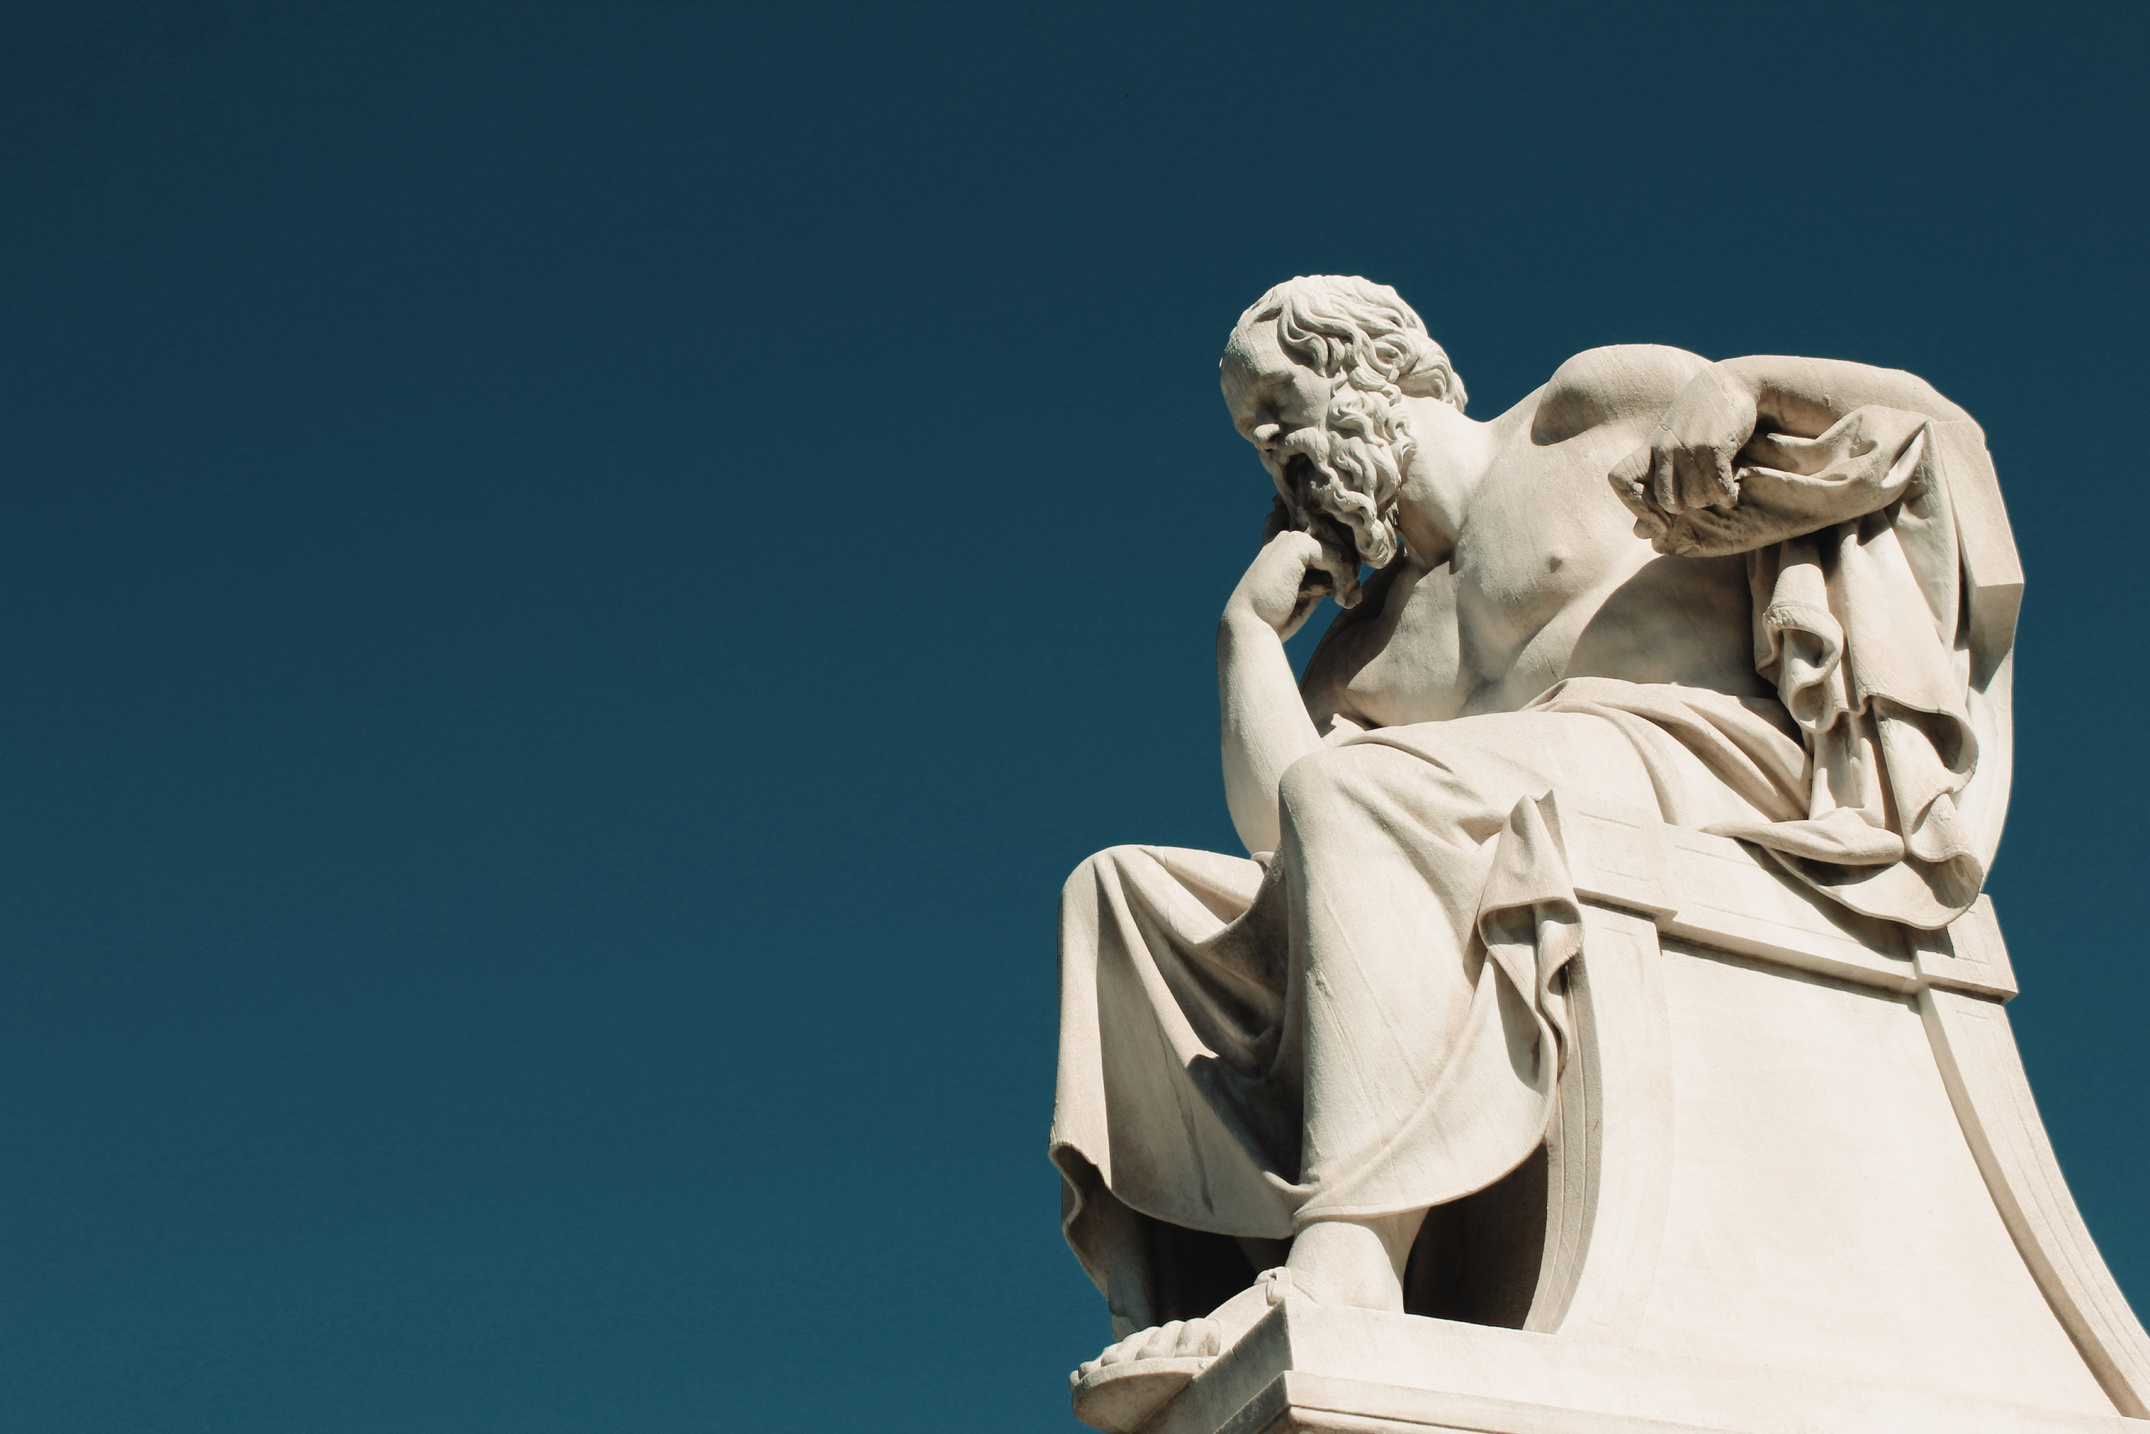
[1274,383,1414,599]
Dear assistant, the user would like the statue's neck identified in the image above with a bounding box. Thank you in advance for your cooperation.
[1396,402,1495,565]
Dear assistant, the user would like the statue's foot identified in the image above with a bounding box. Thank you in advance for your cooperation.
[1069,1269,1309,1434]
[1067,1321,1215,1433]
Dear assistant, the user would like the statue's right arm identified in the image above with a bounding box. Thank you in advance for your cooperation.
[1218,532,1327,856]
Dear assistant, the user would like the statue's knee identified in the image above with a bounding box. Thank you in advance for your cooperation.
[1061,845,1143,903]
[1279,746,1394,840]
[1279,746,1360,811]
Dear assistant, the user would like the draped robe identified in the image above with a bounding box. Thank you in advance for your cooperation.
[1050,409,2020,1334]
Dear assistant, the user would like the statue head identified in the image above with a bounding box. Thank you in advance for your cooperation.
[1222,276,1466,578]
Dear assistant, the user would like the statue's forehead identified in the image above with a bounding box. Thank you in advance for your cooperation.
[1221,318,1296,380]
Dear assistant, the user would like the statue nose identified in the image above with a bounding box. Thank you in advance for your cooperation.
[1253,423,1283,446]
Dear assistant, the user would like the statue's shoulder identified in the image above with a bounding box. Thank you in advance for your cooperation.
[1527,344,1711,445]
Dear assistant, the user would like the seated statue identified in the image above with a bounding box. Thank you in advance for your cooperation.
[1051,275,2014,1426]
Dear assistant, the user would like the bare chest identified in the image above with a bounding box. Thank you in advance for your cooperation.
[1302,436,1642,729]
[1449,431,1645,656]
[1453,433,1766,710]
[1306,428,1765,727]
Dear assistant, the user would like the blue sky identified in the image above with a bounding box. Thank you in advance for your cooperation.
[2,4,2145,1431]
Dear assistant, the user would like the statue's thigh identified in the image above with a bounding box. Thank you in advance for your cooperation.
[1302,710,1667,847]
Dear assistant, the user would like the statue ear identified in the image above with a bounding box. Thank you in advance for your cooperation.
[1397,363,1451,402]
[1400,359,1467,413]
[1383,332,1448,402]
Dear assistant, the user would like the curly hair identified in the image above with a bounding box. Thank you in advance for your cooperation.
[1234,275,1466,413]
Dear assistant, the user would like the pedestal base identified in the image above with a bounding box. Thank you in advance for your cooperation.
[1150,1301,2150,1434]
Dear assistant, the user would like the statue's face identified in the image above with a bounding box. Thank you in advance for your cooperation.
[1221,321,1333,502]
[1222,319,1412,577]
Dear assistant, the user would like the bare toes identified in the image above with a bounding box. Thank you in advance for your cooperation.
[1141,1321,1183,1359]
[1084,1314,1223,1380]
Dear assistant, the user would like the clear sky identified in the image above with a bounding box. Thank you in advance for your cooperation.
[2,4,2145,1431]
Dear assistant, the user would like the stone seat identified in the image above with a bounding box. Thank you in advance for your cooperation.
[1139,795,2150,1434]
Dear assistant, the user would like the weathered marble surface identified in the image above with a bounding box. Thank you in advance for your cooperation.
[1051,278,2141,1431]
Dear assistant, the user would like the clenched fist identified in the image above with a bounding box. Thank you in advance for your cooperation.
[1609,365,1761,550]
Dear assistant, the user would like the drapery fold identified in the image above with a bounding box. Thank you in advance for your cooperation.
[1659,406,2014,927]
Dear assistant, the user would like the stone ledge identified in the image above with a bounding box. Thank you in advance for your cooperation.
[1552,797,2018,1001]
[1148,1302,2150,1434]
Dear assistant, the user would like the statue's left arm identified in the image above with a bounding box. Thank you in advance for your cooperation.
[1610,355,1978,555]
[1606,353,2021,924]
[1724,354,1973,434]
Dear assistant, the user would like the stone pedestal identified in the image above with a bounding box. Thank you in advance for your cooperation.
[1154,1300,2150,1434]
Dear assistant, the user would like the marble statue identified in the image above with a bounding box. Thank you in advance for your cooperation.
[1052,279,2150,1433]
